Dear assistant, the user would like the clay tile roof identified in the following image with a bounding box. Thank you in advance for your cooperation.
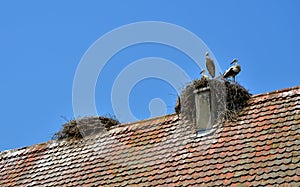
[1,86,300,186]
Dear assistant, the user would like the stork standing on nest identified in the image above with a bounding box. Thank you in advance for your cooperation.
[200,69,208,80]
[205,52,215,78]
[223,58,241,82]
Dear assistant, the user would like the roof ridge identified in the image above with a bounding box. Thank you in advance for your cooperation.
[251,85,300,98]
[0,140,52,158]
[114,113,177,128]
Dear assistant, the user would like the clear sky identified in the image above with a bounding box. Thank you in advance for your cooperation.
[0,1,299,151]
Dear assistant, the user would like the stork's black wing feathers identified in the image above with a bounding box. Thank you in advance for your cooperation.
[223,67,235,78]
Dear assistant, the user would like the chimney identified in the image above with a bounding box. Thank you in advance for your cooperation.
[194,87,212,131]
[194,81,226,132]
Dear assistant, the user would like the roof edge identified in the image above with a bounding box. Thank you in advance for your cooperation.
[251,85,300,98]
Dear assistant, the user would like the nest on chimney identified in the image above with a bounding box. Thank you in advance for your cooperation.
[180,78,251,124]
[193,77,209,89]
[223,80,251,121]
[52,116,120,141]
[180,83,196,124]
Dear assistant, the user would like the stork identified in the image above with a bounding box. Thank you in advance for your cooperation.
[174,95,181,117]
[205,52,215,78]
[200,69,208,80]
[223,58,241,82]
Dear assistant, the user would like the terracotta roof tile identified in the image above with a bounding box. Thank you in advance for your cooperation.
[1,86,300,186]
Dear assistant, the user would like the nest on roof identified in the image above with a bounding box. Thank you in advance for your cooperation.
[180,83,197,124]
[223,80,252,120]
[52,116,120,141]
[52,120,82,141]
[180,78,251,124]
[99,116,120,130]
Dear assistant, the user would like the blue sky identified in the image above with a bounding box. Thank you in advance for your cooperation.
[0,1,299,151]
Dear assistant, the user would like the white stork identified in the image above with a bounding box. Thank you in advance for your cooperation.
[201,69,208,80]
[205,52,215,78]
[223,58,241,82]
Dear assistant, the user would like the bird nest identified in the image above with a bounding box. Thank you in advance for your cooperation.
[193,77,209,89]
[180,78,251,124]
[52,120,82,141]
[99,116,120,129]
[52,116,120,141]
[223,81,252,120]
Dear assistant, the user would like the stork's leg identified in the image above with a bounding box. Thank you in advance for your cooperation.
[233,76,236,82]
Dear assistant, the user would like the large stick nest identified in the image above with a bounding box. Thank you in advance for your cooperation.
[223,80,252,120]
[52,116,120,141]
[52,120,82,141]
[180,78,251,124]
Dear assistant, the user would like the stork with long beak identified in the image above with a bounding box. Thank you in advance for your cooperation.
[201,69,208,80]
[223,58,241,82]
[205,52,215,78]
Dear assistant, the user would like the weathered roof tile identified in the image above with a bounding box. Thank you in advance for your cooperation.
[1,86,300,186]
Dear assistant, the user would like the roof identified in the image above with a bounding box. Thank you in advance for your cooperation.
[1,86,300,186]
